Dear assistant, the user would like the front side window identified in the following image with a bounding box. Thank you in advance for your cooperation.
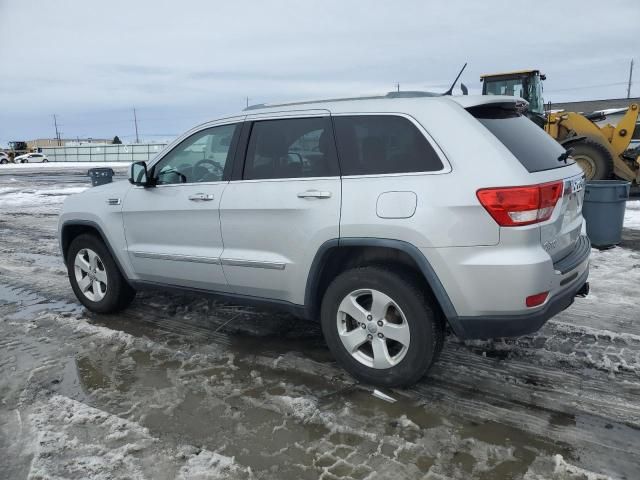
[153,124,238,185]
[243,117,338,180]
[333,115,443,175]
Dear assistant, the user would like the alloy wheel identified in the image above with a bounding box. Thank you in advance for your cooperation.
[74,248,108,302]
[336,288,410,369]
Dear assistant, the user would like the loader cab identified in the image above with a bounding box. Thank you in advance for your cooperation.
[480,70,547,123]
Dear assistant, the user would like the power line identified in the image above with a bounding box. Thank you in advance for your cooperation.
[544,81,628,93]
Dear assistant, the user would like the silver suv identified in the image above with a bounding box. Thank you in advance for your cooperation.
[59,94,590,387]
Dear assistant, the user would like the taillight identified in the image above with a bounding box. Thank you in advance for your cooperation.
[476,181,563,227]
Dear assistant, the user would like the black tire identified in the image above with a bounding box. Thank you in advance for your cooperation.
[570,139,614,181]
[0,159,7,164]
[320,266,443,387]
[42,159,48,163]
[66,233,136,313]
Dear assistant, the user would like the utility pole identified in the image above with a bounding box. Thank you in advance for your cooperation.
[396,82,400,92]
[53,114,61,146]
[133,107,140,144]
[627,59,634,99]
[246,96,249,108]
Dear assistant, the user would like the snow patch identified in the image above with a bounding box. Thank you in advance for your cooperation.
[624,200,640,230]
[0,185,88,208]
[524,454,613,479]
[177,449,250,480]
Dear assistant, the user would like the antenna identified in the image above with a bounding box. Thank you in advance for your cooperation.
[442,63,468,96]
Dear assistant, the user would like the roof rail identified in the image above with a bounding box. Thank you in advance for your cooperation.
[242,91,440,111]
[385,91,439,98]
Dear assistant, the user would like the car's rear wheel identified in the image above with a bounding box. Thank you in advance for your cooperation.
[321,266,443,387]
[42,159,48,163]
[67,233,136,313]
[0,159,7,164]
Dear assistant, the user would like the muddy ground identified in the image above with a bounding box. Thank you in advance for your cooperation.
[1,165,639,479]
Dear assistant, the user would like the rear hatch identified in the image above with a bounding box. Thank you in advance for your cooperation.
[468,103,585,263]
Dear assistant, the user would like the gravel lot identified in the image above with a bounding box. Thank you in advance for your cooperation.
[1,165,639,479]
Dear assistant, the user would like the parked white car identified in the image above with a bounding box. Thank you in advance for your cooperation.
[14,152,49,163]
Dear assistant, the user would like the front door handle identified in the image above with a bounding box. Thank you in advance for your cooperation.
[297,190,332,199]
[188,193,214,201]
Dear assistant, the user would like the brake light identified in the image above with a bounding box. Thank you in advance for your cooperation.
[526,291,549,308]
[476,181,563,227]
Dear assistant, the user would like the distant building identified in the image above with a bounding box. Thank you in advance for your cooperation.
[550,97,640,114]
[26,138,112,149]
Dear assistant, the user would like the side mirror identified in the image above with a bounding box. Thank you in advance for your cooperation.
[129,161,151,186]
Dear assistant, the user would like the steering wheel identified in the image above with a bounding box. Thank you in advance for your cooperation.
[156,166,187,184]
[193,158,223,182]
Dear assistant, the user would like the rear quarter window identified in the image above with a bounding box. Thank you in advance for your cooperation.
[468,106,573,173]
[333,115,444,176]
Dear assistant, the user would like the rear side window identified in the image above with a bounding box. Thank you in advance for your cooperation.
[243,117,338,180]
[333,115,443,176]
[469,106,573,172]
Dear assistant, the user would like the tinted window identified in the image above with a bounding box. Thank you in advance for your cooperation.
[333,115,443,176]
[469,106,573,172]
[153,124,238,185]
[243,117,338,180]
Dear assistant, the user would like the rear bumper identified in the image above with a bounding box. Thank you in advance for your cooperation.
[454,266,589,340]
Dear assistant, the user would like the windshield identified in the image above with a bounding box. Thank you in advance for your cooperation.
[483,75,545,116]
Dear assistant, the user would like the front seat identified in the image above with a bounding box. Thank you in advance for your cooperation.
[247,130,289,179]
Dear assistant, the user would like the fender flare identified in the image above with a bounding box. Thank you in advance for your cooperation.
[60,220,131,283]
[303,237,466,337]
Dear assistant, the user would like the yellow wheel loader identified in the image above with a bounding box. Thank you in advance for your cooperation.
[480,70,640,184]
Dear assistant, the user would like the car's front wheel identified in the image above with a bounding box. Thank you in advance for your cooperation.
[66,233,136,313]
[321,266,443,387]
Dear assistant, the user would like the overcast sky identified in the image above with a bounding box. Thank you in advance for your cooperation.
[1,0,638,147]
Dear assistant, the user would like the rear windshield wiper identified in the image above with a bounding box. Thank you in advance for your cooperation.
[558,147,574,164]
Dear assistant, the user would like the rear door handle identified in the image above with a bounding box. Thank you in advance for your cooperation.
[188,193,214,201]
[297,190,332,199]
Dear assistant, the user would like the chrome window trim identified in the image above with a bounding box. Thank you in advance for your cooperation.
[229,176,337,184]
[148,180,229,189]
